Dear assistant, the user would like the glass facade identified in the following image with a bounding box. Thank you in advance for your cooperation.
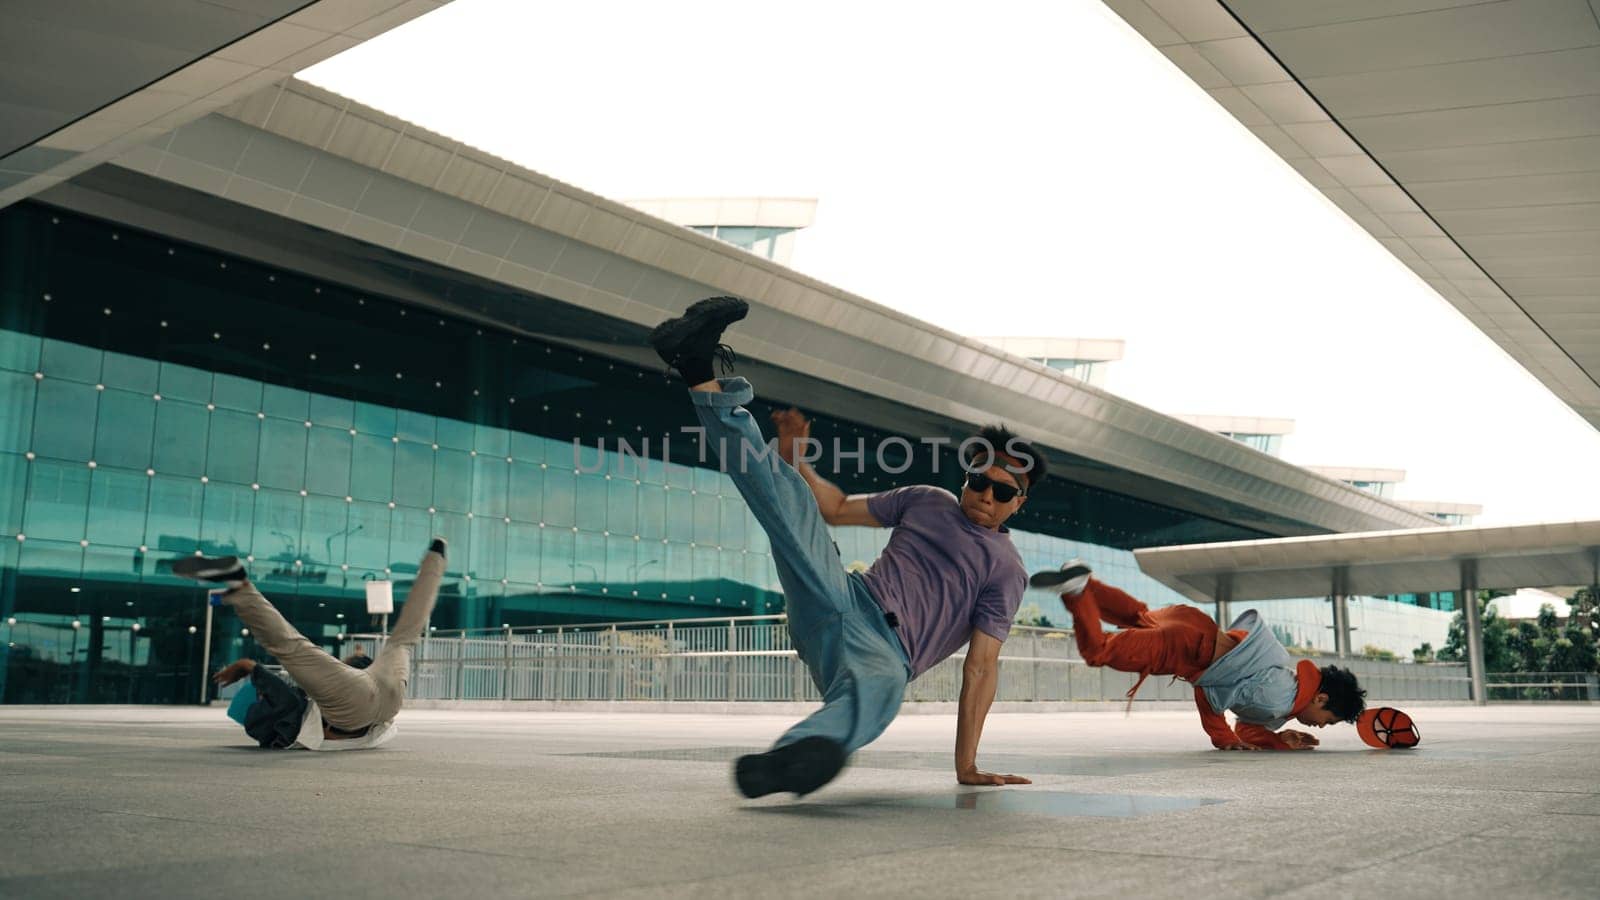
[689,225,795,261]
[0,202,1265,703]
[1218,432,1283,457]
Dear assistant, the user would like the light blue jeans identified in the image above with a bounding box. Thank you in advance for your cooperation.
[690,377,911,754]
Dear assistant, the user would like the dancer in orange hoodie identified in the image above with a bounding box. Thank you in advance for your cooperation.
[1033,562,1367,750]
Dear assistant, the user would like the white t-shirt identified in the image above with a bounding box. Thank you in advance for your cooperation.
[289,700,398,751]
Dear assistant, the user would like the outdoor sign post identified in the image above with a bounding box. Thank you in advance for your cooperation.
[365,579,394,640]
[200,591,221,704]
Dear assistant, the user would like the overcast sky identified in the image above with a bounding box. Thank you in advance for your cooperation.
[304,0,1600,526]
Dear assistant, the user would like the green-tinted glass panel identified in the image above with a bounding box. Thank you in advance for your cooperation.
[211,373,260,412]
[469,516,506,581]
[354,401,395,436]
[692,544,719,590]
[205,410,259,484]
[100,352,158,393]
[92,389,155,470]
[24,460,90,542]
[152,400,208,477]
[432,512,469,572]
[157,362,211,402]
[86,468,149,548]
[39,338,101,383]
[0,330,40,372]
[693,466,722,494]
[257,418,307,491]
[745,509,768,555]
[200,483,254,556]
[574,474,606,533]
[607,477,637,536]
[348,434,394,502]
[665,487,694,542]
[721,548,745,605]
[261,384,309,420]
[719,496,746,547]
[540,527,573,586]
[572,531,605,588]
[541,467,574,528]
[432,449,470,512]
[250,489,303,563]
[692,491,718,545]
[508,462,542,523]
[666,462,692,490]
[392,441,434,508]
[32,379,98,461]
[19,538,83,579]
[435,417,473,450]
[472,455,508,518]
[508,430,545,464]
[309,393,353,428]
[474,424,509,457]
[301,495,348,570]
[544,436,575,470]
[506,522,540,583]
[395,409,434,443]
[663,541,692,600]
[572,443,604,476]
[0,370,35,453]
[346,501,391,570]
[389,505,432,564]
[146,475,202,552]
[635,484,665,541]
[305,426,351,497]
[606,534,636,588]
[0,452,27,534]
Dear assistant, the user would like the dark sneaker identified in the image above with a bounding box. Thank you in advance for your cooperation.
[429,536,447,558]
[1029,559,1092,592]
[648,295,749,384]
[734,736,847,798]
[172,554,248,588]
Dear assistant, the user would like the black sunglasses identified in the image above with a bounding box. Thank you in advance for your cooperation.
[965,471,1025,503]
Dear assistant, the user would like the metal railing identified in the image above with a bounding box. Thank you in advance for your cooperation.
[1483,672,1600,702]
[348,615,1474,704]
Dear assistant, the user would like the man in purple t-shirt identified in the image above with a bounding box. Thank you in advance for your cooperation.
[648,296,1046,798]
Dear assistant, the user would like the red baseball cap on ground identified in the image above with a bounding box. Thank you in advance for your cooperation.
[1357,706,1421,749]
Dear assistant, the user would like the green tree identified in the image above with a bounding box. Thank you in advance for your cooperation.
[1438,593,1516,672]
[1568,586,1599,647]
[1411,642,1434,663]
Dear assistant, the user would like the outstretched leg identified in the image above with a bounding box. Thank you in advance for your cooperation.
[367,539,447,722]
[175,555,377,728]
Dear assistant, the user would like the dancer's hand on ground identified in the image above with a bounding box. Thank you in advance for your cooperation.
[212,659,256,687]
[957,767,1032,786]
[1279,729,1319,750]
[770,407,812,466]
[1215,740,1260,751]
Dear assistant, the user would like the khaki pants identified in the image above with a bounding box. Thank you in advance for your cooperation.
[225,550,445,729]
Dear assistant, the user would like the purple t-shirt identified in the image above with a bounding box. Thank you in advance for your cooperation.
[861,485,1027,678]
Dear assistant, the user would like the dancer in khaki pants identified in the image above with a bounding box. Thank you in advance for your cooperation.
[177,538,446,750]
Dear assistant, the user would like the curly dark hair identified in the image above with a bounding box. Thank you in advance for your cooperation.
[962,424,1048,492]
[1319,665,1367,721]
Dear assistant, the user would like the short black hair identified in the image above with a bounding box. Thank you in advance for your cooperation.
[1319,665,1366,721]
[963,424,1048,491]
[346,654,374,670]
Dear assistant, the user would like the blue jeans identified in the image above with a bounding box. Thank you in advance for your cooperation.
[690,377,911,754]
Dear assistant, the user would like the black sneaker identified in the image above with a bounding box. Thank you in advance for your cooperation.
[172,554,249,588]
[429,536,447,558]
[1029,559,1092,591]
[734,736,847,798]
[648,296,749,384]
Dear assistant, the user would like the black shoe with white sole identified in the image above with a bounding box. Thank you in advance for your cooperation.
[1029,559,1092,594]
[171,554,249,589]
[429,537,447,558]
[734,736,847,799]
[648,296,749,385]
